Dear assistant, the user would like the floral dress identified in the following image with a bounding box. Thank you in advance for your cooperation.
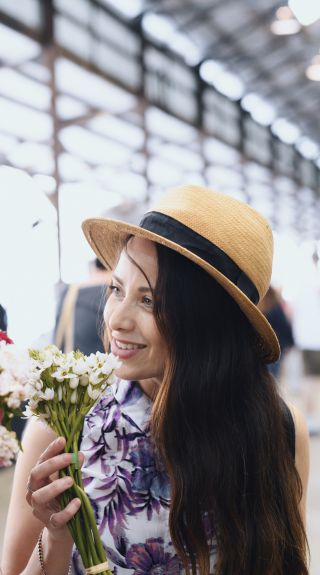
[72,379,217,574]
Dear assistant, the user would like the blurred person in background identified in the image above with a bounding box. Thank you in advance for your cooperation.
[2,186,309,575]
[53,201,146,357]
[0,303,8,331]
[53,258,109,355]
[258,285,295,380]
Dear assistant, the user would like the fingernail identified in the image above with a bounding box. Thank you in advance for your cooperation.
[64,476,73,487]
[70,453,79,469]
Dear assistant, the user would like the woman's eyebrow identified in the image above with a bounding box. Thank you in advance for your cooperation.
[112,274,123,285]
[112,273,152,293]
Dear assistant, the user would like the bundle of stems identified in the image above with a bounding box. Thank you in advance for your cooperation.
[25,346,121,575]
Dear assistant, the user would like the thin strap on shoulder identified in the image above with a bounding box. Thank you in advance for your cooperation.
[281,400,295,458]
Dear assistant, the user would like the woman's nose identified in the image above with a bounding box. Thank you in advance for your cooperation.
[106,298,135,332]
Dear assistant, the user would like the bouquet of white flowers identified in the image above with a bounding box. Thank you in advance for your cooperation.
[24,344,121,575]
[0,330,29,467]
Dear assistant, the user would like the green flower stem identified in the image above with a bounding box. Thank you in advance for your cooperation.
[73,489,110,565]
[56,403,69,436]
[72,437,82,488]
[66,447,112,574]
[48,409,67,440]
[69,509,90,566]
[74,487,97,544]
[72,484,107,565]
[66,422,111,573]
[48,415,106,567]
[67,390,107,449]
[65,411,86,451]
[75,496,99,565]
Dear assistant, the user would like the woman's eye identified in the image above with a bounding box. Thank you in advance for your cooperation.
[143,296,153,308]
[108,284,121,297]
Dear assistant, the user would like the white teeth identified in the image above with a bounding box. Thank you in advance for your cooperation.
[115,340,143,350]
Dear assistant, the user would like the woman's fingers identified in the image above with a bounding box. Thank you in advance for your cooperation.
[26,453,73,502]
[26,438,84,531]
[33,452,74,482]
[24,437,84,541]
[37,436,66,464]
[49,498,81,530]
[27,440,81,493]
[31,476,74,508]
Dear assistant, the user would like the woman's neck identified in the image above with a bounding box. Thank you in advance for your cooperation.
[137,378,161,401]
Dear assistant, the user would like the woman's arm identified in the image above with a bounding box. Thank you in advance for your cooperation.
[1,419,57,573]
[289,404,310,527]
[19,526,74,575]
[1,421,81,575]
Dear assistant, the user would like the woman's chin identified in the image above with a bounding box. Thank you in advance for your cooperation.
[114,365,135,381]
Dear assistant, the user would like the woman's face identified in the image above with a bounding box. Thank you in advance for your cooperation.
[105,236,168,385]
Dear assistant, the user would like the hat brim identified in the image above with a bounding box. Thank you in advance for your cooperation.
[82,217,280,364]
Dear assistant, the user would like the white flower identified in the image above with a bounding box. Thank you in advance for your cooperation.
[45,344,60,355]
[0,345,32,399]
[38,349,55,369]
[107,373,117,386]
[51,367,67,380]
[99,353,121,374]
[39,388,55,401]
[95,351,106,364]
[26,385,55,405]
[0,344,31,376]
[22,404,36,419]
[79,374,89,386]
[87,384,100,400]
[66,351,75,364]
[6,394,22,409]
[25,382,38,400]
[28,371,42,385]
[69,376,79,389]
[0,426,19,468]
[70,389,78,404]
[0,371,15,396]
[57,386,62,401]
[89,371,101,386]
[86,354,98,368]
[73,359,88,376]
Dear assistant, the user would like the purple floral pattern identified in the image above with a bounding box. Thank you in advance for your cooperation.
[71,380,217,574]
[126,538,180,574]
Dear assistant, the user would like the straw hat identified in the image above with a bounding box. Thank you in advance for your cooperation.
[82,184,280,363]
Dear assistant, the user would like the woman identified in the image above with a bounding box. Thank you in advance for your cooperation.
[2,185,309,575]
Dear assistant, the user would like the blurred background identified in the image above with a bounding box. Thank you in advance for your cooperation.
[0,0,319,572]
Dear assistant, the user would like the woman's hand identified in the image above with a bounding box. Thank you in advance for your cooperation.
[25,436,82,543]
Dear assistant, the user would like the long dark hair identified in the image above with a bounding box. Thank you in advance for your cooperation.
[150,243,308,575]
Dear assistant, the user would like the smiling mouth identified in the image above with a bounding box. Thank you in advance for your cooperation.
[114,339,146,351]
